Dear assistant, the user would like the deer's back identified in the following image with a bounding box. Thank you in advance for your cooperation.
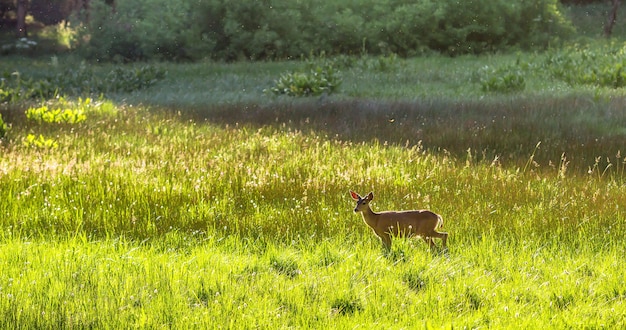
[377,209,440,235]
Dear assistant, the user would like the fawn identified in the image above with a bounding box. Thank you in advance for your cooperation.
[350,191,448,251]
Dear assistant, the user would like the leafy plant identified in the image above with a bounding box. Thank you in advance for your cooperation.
[26,105,86,124]
[267,63,341,97]
[0,66,165,103]
[543,45,626,88]
[25,96,117,125]
[23,134,58,149]
[479,65,526,93]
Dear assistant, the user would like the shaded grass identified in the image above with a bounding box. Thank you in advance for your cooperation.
[168,94,626,174]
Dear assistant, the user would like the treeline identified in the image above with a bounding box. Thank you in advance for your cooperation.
[78,0,574,62]
[6,0,576,62]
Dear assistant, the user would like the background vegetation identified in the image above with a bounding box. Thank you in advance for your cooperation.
[3,0,574,61]
[1,1,626,328]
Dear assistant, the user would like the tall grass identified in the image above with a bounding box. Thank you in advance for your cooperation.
[2,99,625,327]
[3,104,625,242]
[2,50,626,327]
[0,235,624,328]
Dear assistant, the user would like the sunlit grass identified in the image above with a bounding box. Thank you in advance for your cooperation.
[2,99,626,327]
[0,234,624,328]
[3,104,625,242]
[2,51,626,327]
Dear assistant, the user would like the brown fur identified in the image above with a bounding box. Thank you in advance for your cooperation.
[350,191,448,250]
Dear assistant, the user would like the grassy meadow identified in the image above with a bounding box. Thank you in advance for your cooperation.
[3,9,626,327]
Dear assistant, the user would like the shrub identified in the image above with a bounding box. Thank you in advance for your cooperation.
[74,0,198,61]
[267,62,341,97]
[479,65,527,93]
[0,65,165,102]
[544,45,626,88]
[187,0,312,61]
[378,2,438,56]
[74,0,574,62]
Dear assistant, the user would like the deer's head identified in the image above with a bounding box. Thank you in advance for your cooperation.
[350,191,373,213]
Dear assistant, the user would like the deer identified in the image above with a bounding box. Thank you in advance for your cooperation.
[350,191,448,251]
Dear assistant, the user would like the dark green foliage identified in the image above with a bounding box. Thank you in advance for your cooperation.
[560,0,605,4]
[29,0,77,25]
[478,45,626,93]
[0,65,165,101]
[544,45,626,88]
[267,62,341,97]
[330,296,364,315]
[75,0,574,62]
[480,65,526,93]
[73,0,194,62]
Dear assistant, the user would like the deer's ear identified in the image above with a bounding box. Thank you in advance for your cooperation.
[366,192,374,200]
[350,191,360,200]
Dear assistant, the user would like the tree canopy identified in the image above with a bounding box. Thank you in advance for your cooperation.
[0,0,601,62]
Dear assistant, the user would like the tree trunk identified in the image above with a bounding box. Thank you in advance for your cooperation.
[604,0,621,37]
[79,0,91,23]
[16,0,28,38]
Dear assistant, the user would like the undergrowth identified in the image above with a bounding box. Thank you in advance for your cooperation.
[0,64,165,101]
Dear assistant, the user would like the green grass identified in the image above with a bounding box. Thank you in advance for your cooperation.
[2,93,626,327]
[4,9,626,324]
[0,236,624,328]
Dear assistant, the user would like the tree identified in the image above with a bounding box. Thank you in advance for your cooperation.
[30,0,81,26]
[604,0,621,37]
[16,0,28,37]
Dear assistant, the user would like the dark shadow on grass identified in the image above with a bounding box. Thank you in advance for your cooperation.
[166,95,626,173]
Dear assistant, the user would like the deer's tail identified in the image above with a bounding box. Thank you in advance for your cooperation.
[437,214,444,229]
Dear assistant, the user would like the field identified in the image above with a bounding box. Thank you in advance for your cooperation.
[3,10,626,327]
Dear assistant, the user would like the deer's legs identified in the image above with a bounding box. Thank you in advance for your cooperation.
[434,231,448,248]
[421,236,434,247]
[379,233,392,251]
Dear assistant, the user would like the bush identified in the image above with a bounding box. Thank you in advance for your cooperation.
[0,65,165,102]
[73,0,195,61]
[74,0,574,62]
[266,62,341,97]
[479,65,526,93]
[544,45,626,88]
